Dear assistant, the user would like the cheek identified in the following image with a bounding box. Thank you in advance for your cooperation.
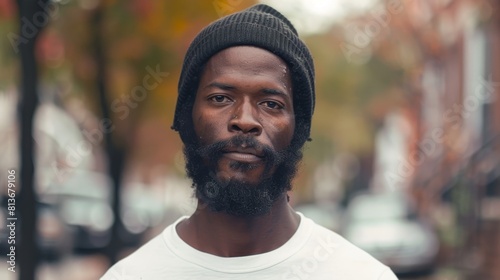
[266,115,295,150]
[192,101,209,143]
[192,106,224,145]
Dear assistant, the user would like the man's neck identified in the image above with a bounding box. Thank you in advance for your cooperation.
[176,193,300,257]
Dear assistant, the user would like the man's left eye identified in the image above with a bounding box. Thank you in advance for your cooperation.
[262,101,283,109]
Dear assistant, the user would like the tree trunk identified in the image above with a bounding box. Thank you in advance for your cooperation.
[90,3,127,265]
[17,0,48,279]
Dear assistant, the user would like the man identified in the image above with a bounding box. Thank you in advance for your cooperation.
[101,4,398,280]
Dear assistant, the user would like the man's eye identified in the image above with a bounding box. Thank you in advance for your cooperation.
[210,95,228,103]
[263,101,283,109]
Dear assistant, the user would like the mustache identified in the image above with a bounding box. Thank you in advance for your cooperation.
[196,135,282,167]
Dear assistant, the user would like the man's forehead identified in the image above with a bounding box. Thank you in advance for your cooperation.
[199,46,293,95]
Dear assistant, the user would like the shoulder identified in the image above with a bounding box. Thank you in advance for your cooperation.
[297,214,399,279]
[100,217,189,280]
[100,233,167,279]
[305,220,376,263]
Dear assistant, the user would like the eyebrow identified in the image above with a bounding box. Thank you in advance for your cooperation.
[261,88,289,98]
[206,82,290,98]
[205,82,236,91]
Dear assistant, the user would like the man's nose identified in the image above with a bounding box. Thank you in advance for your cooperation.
[228,101,262,135]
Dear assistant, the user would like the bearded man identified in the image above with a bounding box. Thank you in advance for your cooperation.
[101,4,398,280]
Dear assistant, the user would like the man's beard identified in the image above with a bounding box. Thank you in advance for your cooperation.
[183,135,302,217]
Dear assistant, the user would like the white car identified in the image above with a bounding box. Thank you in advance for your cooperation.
[342,192,439,274]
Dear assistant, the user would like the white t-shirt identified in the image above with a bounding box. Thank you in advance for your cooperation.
[101,213,398,280]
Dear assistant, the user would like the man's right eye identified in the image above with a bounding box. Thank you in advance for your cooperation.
[210,95,229,103]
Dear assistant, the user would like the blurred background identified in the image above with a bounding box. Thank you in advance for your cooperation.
[0,0,499,279]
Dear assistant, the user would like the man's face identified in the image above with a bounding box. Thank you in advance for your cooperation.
[193,46,295,183]
[184,46,300,217]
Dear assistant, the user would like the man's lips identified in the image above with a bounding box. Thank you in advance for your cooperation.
[222,148,263,163]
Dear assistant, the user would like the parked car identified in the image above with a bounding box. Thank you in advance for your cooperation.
[0,198,73,261]
[41,170,114,251]
[342,192,439,274]
[120,184,166,246]
[42,170,167,250]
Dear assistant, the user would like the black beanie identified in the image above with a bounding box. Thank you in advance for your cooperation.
[172,4,315,148]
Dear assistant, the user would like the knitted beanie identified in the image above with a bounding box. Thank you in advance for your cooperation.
[172,4,315,148]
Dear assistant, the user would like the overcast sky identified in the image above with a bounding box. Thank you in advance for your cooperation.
[260,0,379,35]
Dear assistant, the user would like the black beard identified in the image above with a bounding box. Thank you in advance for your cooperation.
[183,135,302,217]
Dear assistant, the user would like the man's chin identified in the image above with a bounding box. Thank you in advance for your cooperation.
[192,171,282,218]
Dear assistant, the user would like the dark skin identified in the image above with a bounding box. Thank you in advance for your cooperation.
[176,46,301,257]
